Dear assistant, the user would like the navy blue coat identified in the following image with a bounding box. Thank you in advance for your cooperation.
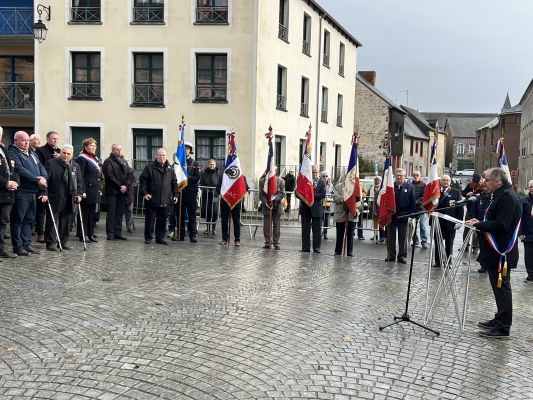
[391,182,416,224]
[8,144,47,195]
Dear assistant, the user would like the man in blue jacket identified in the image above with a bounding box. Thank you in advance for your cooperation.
[8,131,48,256]
[385,168,416,264]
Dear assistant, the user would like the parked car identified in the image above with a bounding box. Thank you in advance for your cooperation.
[455,169,475,176]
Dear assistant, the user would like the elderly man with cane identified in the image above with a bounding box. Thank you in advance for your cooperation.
[44,145,84,251]
[332,182,358,256]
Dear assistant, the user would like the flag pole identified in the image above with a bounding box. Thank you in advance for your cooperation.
[342,220,347,256]
[176,115,185,240]
[228,210,232,245]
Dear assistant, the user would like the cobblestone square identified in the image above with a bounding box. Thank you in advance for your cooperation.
[1,226,532,399]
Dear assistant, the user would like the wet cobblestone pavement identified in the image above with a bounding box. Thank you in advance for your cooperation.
[1,225,532,399]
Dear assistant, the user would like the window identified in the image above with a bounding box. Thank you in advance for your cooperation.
[132,128,163,170]
[195,130,226,169]
[410,140,414,156]
[415,141,418,154]
[300,77,309,117]
[70,52,101,100]
[321,86,328,122]
[468,144,475,154]
[0,56,34,110]
[195,54,227,102]
[70,0,101,23]
[71,127,101,157]
[195,0,228,24]
[302,13,311,56]
[334,144,342,180]
[420,142,423,157]
[276,65,287,111]
[132,53,164,106]
[338,42,345,76]
[275,136,285,173]
[132,0,164,23]
[299,138,306,163]
[336,94,343,127]
[323,30,330,67]
[278,0,289,42]
[457,143,464,155]
[319,142,326,171]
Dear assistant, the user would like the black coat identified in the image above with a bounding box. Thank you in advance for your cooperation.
[0,144,20,204]
[520,195,533,242]
[474,183,521,269]
[435,187,463,230]
[301,178,326,218]
[284,173,296,192]
[76,152,101,205]
[139,160,177,208]
[102,154,133,196]
[45,158,84,213]
[392,182,416,223]
[183,157,201,196]
[411,180,426,210]
[36,143,59,165]
[200,167,220,219]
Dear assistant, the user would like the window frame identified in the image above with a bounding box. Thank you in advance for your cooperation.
[194,53,228,103]
[131,51,165,107]
[130,0,165,24]
[194,0,230,25]
[68,0,102,24]
[69,51,102,100]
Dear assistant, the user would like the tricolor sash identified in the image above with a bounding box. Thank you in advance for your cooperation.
[78,152,101,172]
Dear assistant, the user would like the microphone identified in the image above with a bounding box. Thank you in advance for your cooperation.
[455,196,477,206]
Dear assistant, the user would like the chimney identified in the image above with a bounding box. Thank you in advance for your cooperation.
[359,71,377,86]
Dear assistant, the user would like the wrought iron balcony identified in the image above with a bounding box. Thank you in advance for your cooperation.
[321,110,328,123]
[132,6,164,23]
[195,84,227,101]
[300,103,308,117]
[339,64,344,77]
[132,83,164,106]
[196,6,228,23]
[0,7,33,35]
[278,23,288,41]
[70,7,101,23]
[0,82,34,110]
[276,95,286,111]
[302,40,310,56]
[70,83,101,99]
[322,53,329,68]
[336,115,343,127]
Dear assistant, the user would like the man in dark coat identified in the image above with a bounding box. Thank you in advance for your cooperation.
[176,141,201,242]
[433,174,463,267]
[470,179,491,273]
[35,130,60,242]
[44,145,84,250]
[0,127,20,258]
[300,165,326,253]
[9,131,48,256]
[385,168,416,264]
[259,172,286,250]
[466,168,521,339]
[410,170,429,248]
[520,179,533,283]
[139,148,178,245]
[284,168,296,213]
[200,159,220,235]
[102,144,133,240]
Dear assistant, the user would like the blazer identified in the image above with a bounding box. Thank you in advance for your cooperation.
[0,144,20,204]
[391,182,416,223]
[301,178,326,218]
[259,176,286,215]
[435,187,463,230]
[76,152,101,205]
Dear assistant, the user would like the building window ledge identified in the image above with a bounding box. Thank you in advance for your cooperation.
[193,99,228,104]
[68,96,102,101]
[68,21,102,25]
[130,21,166,25]
[130,103,165,108]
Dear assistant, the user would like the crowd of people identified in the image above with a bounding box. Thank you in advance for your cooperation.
[1,127,530,339]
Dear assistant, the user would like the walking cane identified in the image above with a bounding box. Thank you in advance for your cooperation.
[78,201,87,251]
[228,210,232,245]
[342,220,348,256]
[176,191,183,240]
[269,207,273,247]
[47,200,62,252]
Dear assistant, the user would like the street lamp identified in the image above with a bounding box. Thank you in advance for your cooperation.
[33,4,51,43]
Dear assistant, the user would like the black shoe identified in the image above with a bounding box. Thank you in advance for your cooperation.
[61,245,71,250]
[478,320,496,329]
[323,236,328,240]
[358,237,365,241]
[46,245,57,252]
[15,249,30,256]
[274,245,280,250]
[397,257,407,264]
[0,250,16,258]
[25,246,40,254]
[301,249,310,253]
[115,236,127,241]
[478,327,510,339]
[334,252,341,255]
[190,236,197,243]
[107,236,114,240]
[385,257,395,262]
[313,248,321,254]
[525,276,533,283]
[478,268,487,273]
[89,236,98,243]
[432,263,441,268]
[145,240,152,244]
[347,252,353,256]
[263,244,272,249]
[156,239,168,245]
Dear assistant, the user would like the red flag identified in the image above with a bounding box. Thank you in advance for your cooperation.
[344,132,361,215]
[221,132,247,209]
[264,129,277,206]
[422,138,440,211]
[295,129,314,207]
[378,156,396,228]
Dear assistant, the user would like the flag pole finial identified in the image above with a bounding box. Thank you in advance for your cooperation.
[309,123,312,130]
[181,115,185,124]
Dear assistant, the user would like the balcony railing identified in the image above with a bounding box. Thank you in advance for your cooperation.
[302,40,310,56]
[0,82,34,110]
[300,103,309,117]
[321,110,328,123]
[196,6,228,23]
[276,95,286,111]
[0,8,33,35]
[339,64,344,77]
[278,23,288,41]
[336,115,343,127]
[70,83,101,99]
[132,6,164,23]
[132,83,164,105]
[323,53,329,67]
[70,7,101,23]
[195,84,227,101]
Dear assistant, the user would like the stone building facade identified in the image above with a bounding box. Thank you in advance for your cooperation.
[518,79,533,190]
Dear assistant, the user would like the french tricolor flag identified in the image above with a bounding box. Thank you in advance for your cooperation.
[378,151,396,228]
[422,138,440,211]
[343,131,362,216]
[264,129,277,207]
[295,128,314,207]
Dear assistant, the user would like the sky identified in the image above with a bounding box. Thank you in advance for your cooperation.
[318,0,533,113]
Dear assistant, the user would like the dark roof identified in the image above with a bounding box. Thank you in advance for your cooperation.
[404,115,429,140]
[519,78,533,105]
[447,116,497,138]
[500,103,522,116]
[356,74,405,114]
[309,0,363,47]
[502,93,511,111]
[401,106,434,135]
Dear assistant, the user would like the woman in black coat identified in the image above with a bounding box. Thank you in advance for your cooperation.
[75,138,101,242]
[200,160,220,235]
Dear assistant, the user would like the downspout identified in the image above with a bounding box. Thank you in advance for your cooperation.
[314,14,324,164]
[251,0,259,182]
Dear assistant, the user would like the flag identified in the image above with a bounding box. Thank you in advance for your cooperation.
[343,131,362,216]
[174,122,188,190]
[422,138,440,211]
[264,129,277,207]
[295,128,314,207]
[377,144,396,228]
[221,132,247,209]
[496,137,511,181]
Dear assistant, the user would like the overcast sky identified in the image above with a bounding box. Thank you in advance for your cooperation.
[318,0,533,113]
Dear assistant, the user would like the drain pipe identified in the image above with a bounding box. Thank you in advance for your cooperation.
[314,14,324,164]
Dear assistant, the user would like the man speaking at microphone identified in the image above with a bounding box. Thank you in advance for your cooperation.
[433,175,463,267]
[465,168,520,339]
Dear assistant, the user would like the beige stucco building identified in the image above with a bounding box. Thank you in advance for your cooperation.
[34,0,360,183]
[518,79,533,191]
